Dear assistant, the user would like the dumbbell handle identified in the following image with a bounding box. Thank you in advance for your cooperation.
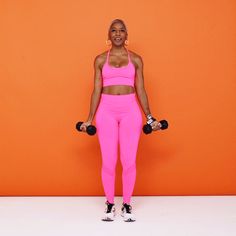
[76,121,96,135]
[143,119,168,134]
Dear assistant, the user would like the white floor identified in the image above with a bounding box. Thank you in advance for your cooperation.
[0,196,235,236]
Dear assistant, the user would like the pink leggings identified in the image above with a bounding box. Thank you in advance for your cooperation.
[95,93,142,204]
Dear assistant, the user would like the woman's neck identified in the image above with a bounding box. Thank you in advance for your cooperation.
[110,46,127,54]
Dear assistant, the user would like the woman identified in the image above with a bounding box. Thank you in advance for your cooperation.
[80,19,162,222]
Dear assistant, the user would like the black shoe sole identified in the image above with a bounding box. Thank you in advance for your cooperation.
[101,218,114,222]
[124,218,136,222]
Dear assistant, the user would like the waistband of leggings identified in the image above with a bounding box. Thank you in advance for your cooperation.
[100,93,136,104]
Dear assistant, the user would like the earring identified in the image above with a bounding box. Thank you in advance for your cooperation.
[125,39,129,46]
[106,39,112,46]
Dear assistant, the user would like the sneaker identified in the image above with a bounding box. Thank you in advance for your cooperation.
[101,200,116,221]
[121,202,136,222]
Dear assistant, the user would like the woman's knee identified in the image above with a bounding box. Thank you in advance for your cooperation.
[122,162,136,175]
[102,163,116,176]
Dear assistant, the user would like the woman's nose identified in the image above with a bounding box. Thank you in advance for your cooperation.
[115,30,121,35]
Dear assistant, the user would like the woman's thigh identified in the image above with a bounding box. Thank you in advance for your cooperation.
[95,104,119,167]
[119,101,143,166]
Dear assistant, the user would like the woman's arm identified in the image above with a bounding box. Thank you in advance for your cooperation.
[86,55,103,123]
[134,54,161,130]
[80,56,102,132]
[134,55,152,117]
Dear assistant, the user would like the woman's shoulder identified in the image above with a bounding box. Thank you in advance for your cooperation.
[94,50,108,68]
[128,50,143,67]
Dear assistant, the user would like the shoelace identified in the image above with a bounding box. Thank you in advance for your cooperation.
[122,203,132,214]
[105,201,115,213]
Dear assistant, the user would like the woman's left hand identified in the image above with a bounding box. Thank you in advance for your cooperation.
[151,120,162,131]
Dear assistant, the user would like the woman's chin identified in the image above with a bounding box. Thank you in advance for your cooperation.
[112,42,124,47]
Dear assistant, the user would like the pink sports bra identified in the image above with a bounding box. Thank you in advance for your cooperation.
[102,48,136,87]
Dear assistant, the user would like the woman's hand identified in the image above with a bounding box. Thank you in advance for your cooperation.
[151,120,162,131]
[80,121,92,132]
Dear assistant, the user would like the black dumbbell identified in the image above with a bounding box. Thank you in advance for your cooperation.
[143,119,168,135]
[76,121,97,135]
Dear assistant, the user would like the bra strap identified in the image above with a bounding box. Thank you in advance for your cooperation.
[106,49,110,63]
[125,47,131,62]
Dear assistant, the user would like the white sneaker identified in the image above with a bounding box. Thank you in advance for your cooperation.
[121,203,136,222]
[101,200,116,221]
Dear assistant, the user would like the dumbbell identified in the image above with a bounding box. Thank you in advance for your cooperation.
[76,121,97,135]
[143,119,168,134]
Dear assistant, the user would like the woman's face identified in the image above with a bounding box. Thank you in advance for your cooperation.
[108,22,128,46]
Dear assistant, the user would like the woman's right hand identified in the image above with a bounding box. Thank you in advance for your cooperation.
[80,121,92,132]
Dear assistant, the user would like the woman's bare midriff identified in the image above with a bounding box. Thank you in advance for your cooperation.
[102,85,135,95]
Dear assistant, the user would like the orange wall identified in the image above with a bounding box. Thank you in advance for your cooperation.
[0,0,235,196]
